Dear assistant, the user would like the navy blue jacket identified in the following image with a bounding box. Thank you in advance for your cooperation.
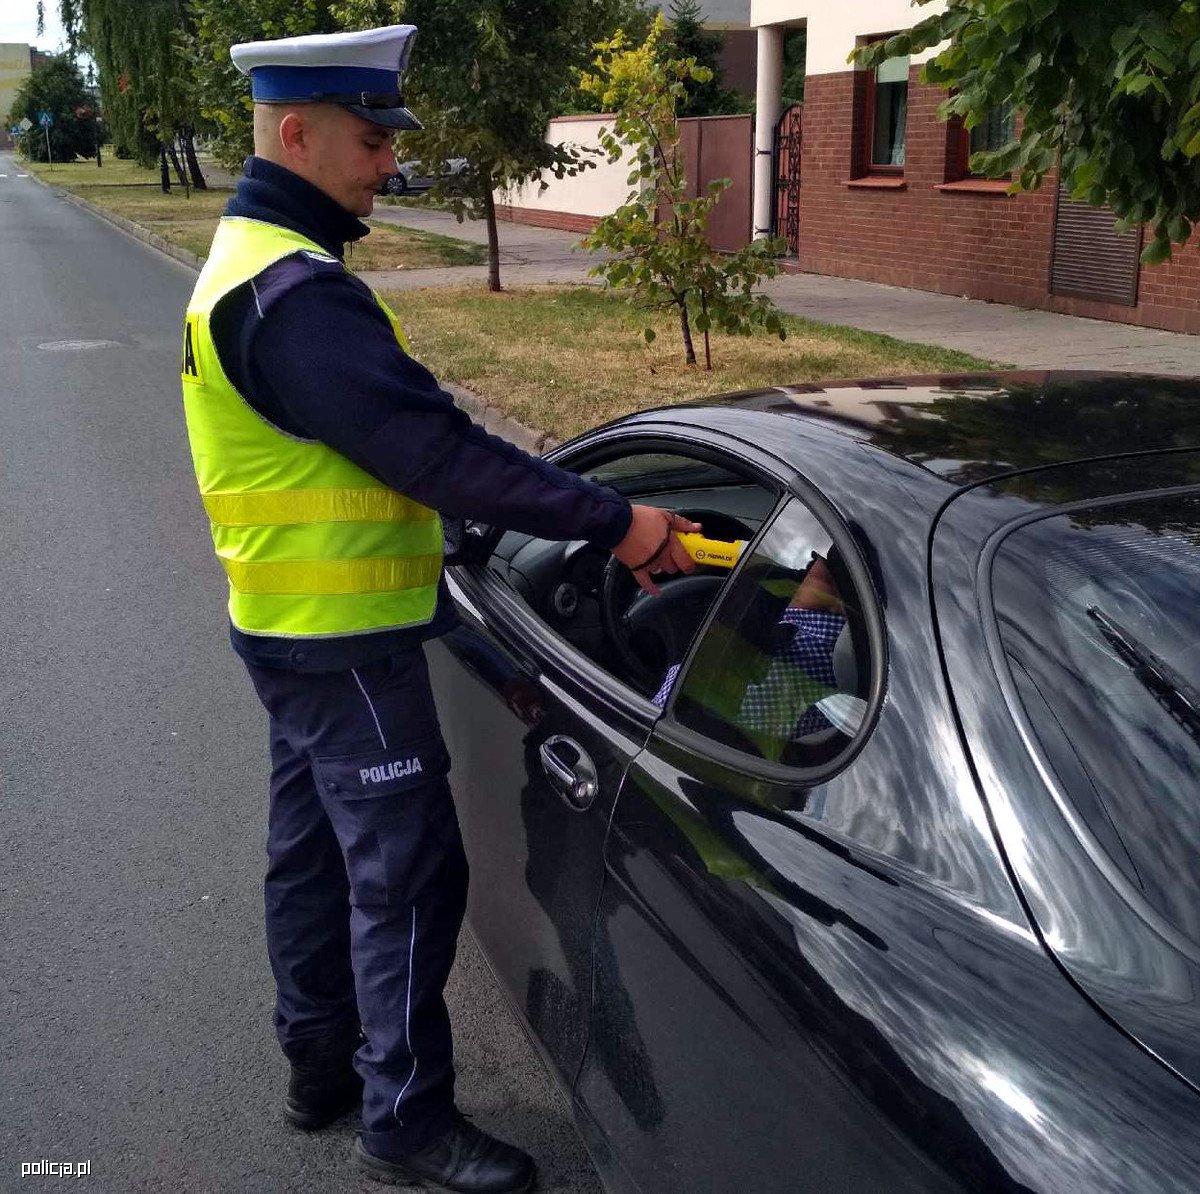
[208,157,632,672]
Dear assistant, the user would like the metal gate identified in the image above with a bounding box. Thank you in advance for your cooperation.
[773,104,803,254]
[675,114,754,252]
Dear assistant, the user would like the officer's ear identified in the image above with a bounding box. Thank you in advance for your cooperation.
[278,110,311,159]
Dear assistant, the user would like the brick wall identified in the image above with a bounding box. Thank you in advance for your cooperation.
[799,68,1200,335]
[495,205,599,235]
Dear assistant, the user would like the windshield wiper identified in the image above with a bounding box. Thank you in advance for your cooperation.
[1087,605,1200,744]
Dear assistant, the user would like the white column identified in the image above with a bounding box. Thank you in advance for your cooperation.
[753,24,785,241]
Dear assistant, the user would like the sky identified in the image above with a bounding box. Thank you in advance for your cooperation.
[0,4,71,53]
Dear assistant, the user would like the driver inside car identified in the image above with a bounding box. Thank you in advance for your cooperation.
[652,555,847,738]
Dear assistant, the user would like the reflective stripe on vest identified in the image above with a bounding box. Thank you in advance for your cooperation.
[181,217,442,638]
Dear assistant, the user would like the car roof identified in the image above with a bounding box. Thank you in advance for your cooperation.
[624,371,1200,490]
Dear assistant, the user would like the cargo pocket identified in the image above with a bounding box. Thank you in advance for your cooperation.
[313,733,451,908]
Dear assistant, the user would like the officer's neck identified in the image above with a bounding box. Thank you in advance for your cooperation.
[235,156,370,260]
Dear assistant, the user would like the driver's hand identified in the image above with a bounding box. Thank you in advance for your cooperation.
[612,505,703,597]
[789,558,843,613]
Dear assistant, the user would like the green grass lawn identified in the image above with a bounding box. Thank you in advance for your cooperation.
[20,154,165,186]
[22,155,487,270]
[387,284,1002,440]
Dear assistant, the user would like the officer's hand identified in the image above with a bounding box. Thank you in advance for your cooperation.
[613,505,703,597]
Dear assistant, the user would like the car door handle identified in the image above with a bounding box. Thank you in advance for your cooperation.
[538,735,599,811]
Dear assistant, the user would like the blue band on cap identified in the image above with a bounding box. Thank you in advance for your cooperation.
[250,64,398,101]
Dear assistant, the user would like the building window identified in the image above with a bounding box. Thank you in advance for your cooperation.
[968,103,1015,166]
[944,101,1016,183]
[868,53,909,170]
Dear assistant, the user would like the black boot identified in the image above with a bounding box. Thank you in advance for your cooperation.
[284,1020,364,1130]
[354,1112,536,1192]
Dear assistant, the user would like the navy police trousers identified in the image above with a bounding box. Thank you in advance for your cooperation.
[245,645,468,1152]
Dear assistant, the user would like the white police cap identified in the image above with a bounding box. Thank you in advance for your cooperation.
[231,24,421,131]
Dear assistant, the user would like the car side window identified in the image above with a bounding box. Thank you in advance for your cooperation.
[476,448,780,696]
[669,497,874,769]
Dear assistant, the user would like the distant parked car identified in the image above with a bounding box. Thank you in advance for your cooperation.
[429,372,1200,1194]
[379,157,468,195]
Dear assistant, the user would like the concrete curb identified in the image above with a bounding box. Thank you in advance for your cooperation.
[444,382,561,455]
[33,170,559,453]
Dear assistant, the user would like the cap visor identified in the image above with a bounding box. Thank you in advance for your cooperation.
[345,103,422,131]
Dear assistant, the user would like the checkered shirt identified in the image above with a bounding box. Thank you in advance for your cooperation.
[653,608,847,740]
[741,607,845,737]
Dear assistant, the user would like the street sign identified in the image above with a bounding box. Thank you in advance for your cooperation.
[37,111,54,129]
[18,116,32,132]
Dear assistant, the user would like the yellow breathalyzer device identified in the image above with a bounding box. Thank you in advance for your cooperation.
[676,533,747,570]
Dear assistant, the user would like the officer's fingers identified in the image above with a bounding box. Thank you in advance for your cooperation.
[634,567,662,597]
[663,535,696,574]
[671,513,703,534]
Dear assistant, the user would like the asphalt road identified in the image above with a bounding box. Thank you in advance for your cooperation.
[0,152,601,1194]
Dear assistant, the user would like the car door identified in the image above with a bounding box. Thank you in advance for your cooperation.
[567,490,909,1191]
[426,433,780,1088]
[427,571,650,1087]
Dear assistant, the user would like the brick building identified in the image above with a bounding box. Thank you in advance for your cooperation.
[0,44,43,149]
[751,0,1200,336]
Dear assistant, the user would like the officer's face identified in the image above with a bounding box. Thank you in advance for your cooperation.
[305,107,399,217]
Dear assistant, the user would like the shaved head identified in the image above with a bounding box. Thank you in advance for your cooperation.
[253,101,336,160]
[251,102,397,218]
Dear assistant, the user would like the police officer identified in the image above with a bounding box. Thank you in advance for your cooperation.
[180,22,699,1194]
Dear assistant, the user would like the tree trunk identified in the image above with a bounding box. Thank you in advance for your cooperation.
[481,169,502,293]
[159,143,171,193]
[167,137,189,195]
[678,300,697,366]
[701,295,712,370]
[182,128,207,190]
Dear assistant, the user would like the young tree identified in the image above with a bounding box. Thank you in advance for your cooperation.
[664,0,742,117]
[855,1,1200,264]
[581,16,786,369]
[399,0,610,292]
[8,56,96,162]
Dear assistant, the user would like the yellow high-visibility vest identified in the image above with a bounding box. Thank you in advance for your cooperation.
[181,217,442,638]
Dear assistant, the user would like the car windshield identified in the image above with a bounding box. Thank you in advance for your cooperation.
[991,493,1200,945]
[584,454,741,497]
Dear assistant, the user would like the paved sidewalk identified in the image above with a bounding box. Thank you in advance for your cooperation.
[366,204,1200,376]
[364,200,598,290]
[762,274,1200,375]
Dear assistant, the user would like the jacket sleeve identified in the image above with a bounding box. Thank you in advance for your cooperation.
[248,270,632,549]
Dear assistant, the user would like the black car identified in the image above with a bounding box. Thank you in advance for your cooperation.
[428,373,1200,1194]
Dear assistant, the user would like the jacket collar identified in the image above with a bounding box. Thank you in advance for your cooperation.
[224,156,370,260]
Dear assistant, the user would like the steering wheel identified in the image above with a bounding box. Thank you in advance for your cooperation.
[600,509,754,692]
